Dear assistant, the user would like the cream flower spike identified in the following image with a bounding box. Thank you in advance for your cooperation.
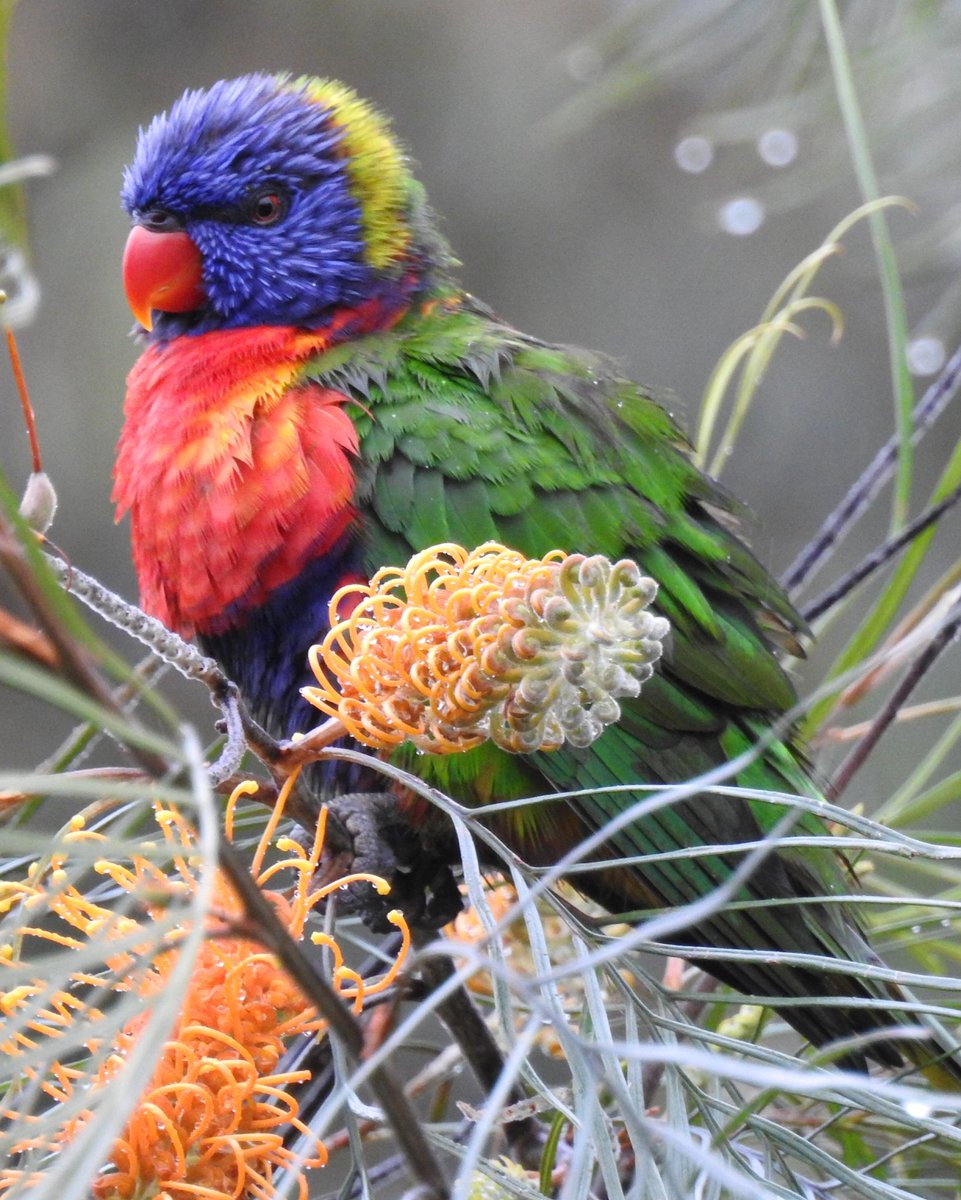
[304,541,670,754]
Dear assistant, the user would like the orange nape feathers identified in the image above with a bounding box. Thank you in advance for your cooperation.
[113,324,360,636]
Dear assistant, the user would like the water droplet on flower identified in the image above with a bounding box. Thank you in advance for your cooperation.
[757,128,798,167]
[907,336,946,377]
[718,197,765,236]
[674,136,714,174]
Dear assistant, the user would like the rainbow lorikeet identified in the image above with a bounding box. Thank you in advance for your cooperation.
[113,73,957,1077]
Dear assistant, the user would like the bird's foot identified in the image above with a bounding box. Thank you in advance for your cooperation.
[317,791,463,931]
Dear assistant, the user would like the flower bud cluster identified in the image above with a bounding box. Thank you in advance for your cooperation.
[305,541,670,754]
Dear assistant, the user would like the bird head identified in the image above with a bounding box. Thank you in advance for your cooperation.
[121,73,441,337]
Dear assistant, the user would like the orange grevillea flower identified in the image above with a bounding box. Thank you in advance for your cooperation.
[304,541,670,754]
[0,776,409,1200]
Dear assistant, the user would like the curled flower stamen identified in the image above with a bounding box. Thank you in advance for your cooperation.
[304,541,670,754]
[1,792,411,1200]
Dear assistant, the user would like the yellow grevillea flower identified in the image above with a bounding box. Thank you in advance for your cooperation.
[304,541,669,754]
[0,777,409,1200]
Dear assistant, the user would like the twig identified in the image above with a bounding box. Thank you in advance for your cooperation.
[43,548,338,830]
[821,697,961,742]
[278,934,412,1144]
[45,552,226,688]
[782,337,961,594]
[801,480,961,622]
[411,930,548,1167]
[0,602,58,666]
[217,839,449,1198]
[6,324,42,474]
[0,518,170,778]
[251,716,347,770]
[826,595,961,802]
[207,683,248,785]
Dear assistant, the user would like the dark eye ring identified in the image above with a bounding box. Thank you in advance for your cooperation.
[247,189,288,225]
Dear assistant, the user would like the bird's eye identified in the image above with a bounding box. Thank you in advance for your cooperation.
[140,208,183,233]
[246,189,288,226]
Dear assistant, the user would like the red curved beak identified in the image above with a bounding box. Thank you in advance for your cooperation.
[122,224,205,331]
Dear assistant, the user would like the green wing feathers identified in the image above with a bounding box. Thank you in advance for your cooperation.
[306,294,803,726]
[304,293,948,1069]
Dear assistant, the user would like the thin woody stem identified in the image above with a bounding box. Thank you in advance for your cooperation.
[0,519,170,778]
[411,931,548,1166]
[802,481,961,622]
[7,325,43,473]
[45,551,227,687]
[827,596,961,802]
[783,338,961,594]
[218,839,450,1199]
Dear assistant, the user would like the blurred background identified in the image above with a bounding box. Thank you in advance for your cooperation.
[4,0,961,817]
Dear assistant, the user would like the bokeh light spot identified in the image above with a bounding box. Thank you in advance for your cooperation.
[757,128,798,167]
[907,336,946,376]
[718,197,765,236]
[674,135,714,174]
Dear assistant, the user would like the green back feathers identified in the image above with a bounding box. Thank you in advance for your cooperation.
[303,292,811,895]
[300,286,935,1061]
[303,292,802,731]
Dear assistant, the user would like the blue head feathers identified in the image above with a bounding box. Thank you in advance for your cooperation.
[122,74,422,333]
